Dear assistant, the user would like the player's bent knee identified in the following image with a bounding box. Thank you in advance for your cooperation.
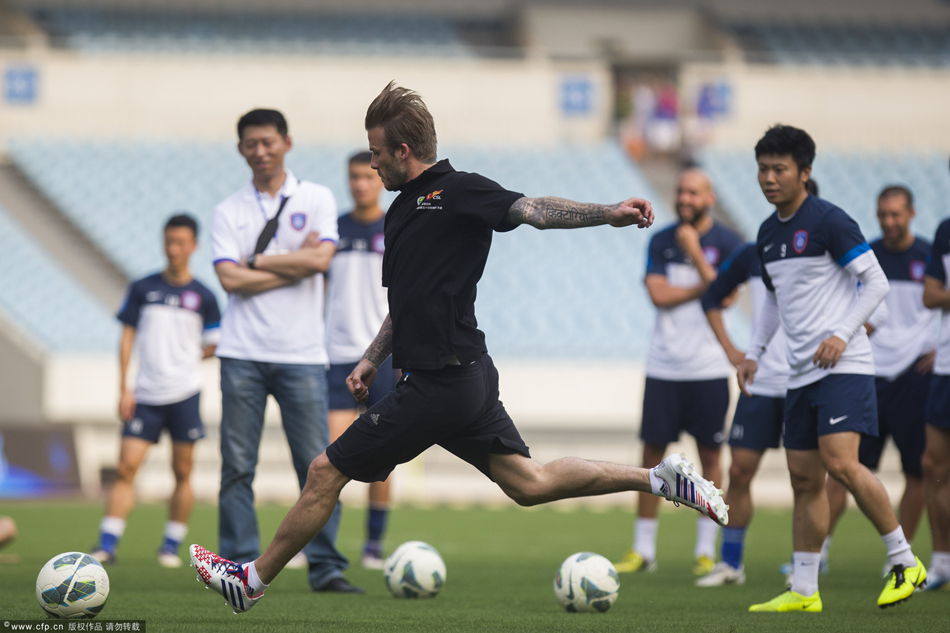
[305,452,349,493]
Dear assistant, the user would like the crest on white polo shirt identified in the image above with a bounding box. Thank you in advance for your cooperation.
[290,212,307,230]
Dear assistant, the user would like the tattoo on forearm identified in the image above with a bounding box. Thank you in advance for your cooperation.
[363,314,393,367]
[508,196,614,229]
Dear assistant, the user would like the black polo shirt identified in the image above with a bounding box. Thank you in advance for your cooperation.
[383,159,525,370]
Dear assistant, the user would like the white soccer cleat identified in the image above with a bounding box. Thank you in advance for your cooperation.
[157,550,183,568]
[652,453,729,526]
[696,562,746,587]
[189,544,263,614]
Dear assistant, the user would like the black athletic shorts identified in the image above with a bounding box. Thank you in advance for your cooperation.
[640,377,729,447]
[859,368,929,476]
[326,353,530,483]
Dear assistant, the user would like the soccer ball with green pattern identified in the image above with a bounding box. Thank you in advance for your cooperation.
[553,552,620,613]
[383,541,446,598]
[35,552,110,618]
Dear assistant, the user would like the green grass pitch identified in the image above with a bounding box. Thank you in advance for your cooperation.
[0,500,946,632]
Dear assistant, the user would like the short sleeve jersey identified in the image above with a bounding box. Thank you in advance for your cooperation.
[701,243,788,397]
[383,160,524,370]
[326,212,388,364]
[117,273,221,405]
[757,195,880,389]
[645,221,744,380]
[926,218,950,376]
[869,237,937,380]
[211,170,339,364]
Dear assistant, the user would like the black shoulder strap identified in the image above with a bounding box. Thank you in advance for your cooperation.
[253,194,291,255]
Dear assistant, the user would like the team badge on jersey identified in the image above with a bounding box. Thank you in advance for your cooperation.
[290,212,307,230]
[909,260,926,281]
[372,233,385,254]
[181,290,202,311]
[792,230,809,254]
[702,246,720,266]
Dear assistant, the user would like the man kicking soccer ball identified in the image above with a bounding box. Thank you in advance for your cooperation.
[188,82,728,613]
[742,125,925,613]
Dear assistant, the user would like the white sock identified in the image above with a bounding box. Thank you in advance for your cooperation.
[634,518,658,561]
[820,535,831,564]
[790,551,821,597]
[245,561,268,593]
[100,516,126,537]
[881,526,915,568]
[931,551,950,577]
[648,468,664,496]
[694,516,719,559]
[164,521,187,542]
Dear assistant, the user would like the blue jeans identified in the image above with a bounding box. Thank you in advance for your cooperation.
[218,357,347,588]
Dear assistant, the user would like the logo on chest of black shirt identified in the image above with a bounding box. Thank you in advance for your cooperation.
[415,189,444,211]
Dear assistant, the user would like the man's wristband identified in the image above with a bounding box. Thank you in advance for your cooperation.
[247,254,257,269]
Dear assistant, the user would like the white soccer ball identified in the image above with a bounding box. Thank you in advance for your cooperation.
[35,552,110,619]
[383,540,447,598]
[553,552,620,613]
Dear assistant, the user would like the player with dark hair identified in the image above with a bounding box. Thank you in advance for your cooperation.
[615,168,742,576]
[189,81,728,613]
[824,185,936,571]
[326,150,395,569]
[742,125,925,612]
[694,240,788,587]
[92,214,220,567]
[923,215,950,589]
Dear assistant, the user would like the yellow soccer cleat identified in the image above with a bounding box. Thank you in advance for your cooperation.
[877,556,927,608]
[749,590,822,613]
[613,550,657,574]
[693,555,715,576]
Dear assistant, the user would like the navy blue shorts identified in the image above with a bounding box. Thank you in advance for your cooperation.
[784,374,877,451]
[123,392,204,443]
[640,377,729,448]
[327,354,531,483]
[328,358,397,411]
[926,374,950,430]
[728,394,784,451]
[859,368,929,476]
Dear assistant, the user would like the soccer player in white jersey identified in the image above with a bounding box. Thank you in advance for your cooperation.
[211,109,359,593]
[825,186,937,570]
[615,168,742,575]
[92,214,220,567]
[741,125,925,612]
[695,240,789,587]
[923,215,950,589]
[326,151,395,569]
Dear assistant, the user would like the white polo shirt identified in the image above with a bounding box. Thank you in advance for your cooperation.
[211,170,338,364]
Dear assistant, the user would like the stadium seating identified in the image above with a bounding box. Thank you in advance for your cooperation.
[0,203,117,352]
[29,8,475,57]
[728,22,950,66]
[9,139,672,359]
[700,148,949,242]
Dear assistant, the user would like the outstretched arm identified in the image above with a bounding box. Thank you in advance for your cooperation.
[507,196,654,230]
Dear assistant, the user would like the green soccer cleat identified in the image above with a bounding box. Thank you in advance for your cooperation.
[749,589,822,613]
[877,556,927,608]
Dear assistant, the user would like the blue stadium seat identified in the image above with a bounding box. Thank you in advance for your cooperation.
[700,148,948,244]
[0,204,117,352]
[9,138,673,359]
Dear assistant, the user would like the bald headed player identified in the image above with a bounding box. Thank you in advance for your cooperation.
[616,168,743,575]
